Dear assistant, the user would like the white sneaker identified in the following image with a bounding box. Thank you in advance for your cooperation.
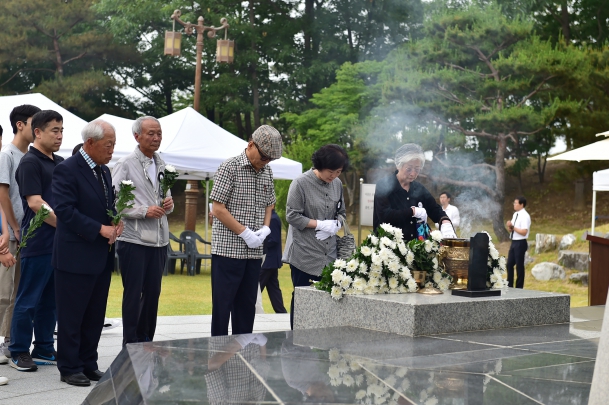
[0,342,9,358]
[0,376,7,385]
[0,354,8,365]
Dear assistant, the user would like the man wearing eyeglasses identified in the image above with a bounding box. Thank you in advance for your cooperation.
[210,125,283,336]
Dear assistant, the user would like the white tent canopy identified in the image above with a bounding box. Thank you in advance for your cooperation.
[547,138,609,162]
[0,93,88,157]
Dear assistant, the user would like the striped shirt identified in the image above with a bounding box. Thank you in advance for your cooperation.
[282,169,346,276]
[79,147,108,205]
[210,151,276,259]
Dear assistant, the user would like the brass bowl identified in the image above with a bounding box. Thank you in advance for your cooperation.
[441,238,470,289]
[411,270,426,287]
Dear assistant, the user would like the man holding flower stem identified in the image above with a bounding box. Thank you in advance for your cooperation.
[10,110,64,372]
[111,116,174,346]
[52,120,123,386]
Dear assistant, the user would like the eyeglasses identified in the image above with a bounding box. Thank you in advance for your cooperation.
[253,142,274,162]
[402,166,421,174]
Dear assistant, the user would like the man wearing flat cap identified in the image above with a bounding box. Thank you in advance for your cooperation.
[210,125,282,336]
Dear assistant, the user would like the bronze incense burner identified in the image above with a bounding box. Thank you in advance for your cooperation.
[440,238,470,289]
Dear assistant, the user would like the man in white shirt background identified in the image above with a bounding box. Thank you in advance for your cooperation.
[506,196,531,289]
[436,191,460,233]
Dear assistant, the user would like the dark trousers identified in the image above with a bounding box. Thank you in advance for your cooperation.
[211,254,261,336]
[55,267,111,375]
[507,239,528,289]
[259,267,287,314]
[290,264,321,330]
[117,242,167,345]
[9,254,56,355]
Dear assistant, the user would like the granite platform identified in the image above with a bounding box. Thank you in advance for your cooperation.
[293,287,571,336]
[82,306,602,405]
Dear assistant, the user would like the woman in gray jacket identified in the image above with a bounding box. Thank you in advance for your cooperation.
[282,144,348,329]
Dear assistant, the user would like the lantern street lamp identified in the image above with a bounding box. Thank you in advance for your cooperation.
[165,9,235,232]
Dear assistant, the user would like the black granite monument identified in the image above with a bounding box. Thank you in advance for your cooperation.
[452,232,501,297]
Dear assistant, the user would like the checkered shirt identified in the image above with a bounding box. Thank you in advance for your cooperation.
[205,336,269,404]
[210,151,276,259]
[80,147,108,205]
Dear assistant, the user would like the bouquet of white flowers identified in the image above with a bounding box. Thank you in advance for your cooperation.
[314,223,420,300]
[484,232,509,289]
[407,230,452,291]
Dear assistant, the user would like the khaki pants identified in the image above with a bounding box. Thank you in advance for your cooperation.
[0,240,20,338]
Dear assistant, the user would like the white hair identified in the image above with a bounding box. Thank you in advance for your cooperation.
[82,120,116,142]
[132,116,160,135]
[394,143,425,170]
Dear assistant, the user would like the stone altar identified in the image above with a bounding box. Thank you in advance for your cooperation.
[293,287,570,336]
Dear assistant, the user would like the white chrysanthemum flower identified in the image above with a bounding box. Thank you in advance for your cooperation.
[329,377,340,386]
[380,223,395,233]
[393,228,403,240]
[350,360,362,371]
[499,256,507,269]
[398,242,408,255]
[342,374,354,387]
[328,348,340,362]
[420,390,428,401]
[331,269,344,284]
[439,278,451,290]
[380,236,392,247]
[337,359,349,373]
[493,267,502,277]
[400,268,412,281]
[379,277,387,288]
[406,251,415,265]
[424,240,432,252]
[328,365,340,379]
[344,288,356,295]
[425,397,439,405]
[379,248,390,261]
[370,264,382,273]
[490,274,498,283]
[433,271,443,283]
[165,164,176,173]
[388,260,400,273]
[359,262,369,274]
[360,246,372,257]
[364,286,377,295]
[334,259,347,269]
[331,286,342,300]
[385,375,397,386]
[340,275,352,289]
[371,253,382,265]
[490,247,499,260]
[368,277,380,287]
[121,179,133,186]
[353,277,367,291]
[407,279,418,291]
[355,390,366,400]
[355,374,364,386]
[401,379,410,390]
[396,367,408,378]
[370,235,379,245]
[41,203,54,213]
[432,257,438,269]
[388,277,399,289]
[346,259,359,273]
[431,230,443,242]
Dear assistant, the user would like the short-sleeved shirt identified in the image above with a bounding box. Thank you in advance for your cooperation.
[0,144,26,241]
[15,146,64,258]
[210,151,276,259]
[511,208,531,240]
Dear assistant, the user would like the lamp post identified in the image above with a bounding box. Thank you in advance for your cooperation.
[165,9,234,232]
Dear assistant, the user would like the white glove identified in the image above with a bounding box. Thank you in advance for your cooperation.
[411,206,427,224]
[440,223,457,239]
[238,227,264,248]
[254,225,271,242]
[316,230,334,241]
[315,220,341,234]
[235,333,267,348]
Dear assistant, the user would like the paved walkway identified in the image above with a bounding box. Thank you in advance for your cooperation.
[0,313,290,405]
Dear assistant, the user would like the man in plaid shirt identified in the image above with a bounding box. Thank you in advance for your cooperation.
[210,125,282,336]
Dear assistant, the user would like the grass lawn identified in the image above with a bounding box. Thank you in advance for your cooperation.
[105,221,600,317]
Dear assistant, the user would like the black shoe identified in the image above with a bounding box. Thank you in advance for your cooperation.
[9,352,38,372]
[60,372,91,387]
[83,369,104,381]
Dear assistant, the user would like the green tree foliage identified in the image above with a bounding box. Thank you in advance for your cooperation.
[0,0,135,119]
[376,3,588,240]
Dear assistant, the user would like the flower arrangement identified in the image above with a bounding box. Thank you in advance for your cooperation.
[407,231,452,290]
[15,204,52,257]
[158,164,178,205]
[486,234,509,289]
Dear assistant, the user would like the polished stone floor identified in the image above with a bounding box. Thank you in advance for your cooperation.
[85,306,603,405]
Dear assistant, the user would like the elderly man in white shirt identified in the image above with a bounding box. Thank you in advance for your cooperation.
[506,196,531,288]
[435,191,460,232]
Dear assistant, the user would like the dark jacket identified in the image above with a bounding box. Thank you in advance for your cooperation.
[262,210,282,269]
[52,153,116,275]
[373,171,449,241]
